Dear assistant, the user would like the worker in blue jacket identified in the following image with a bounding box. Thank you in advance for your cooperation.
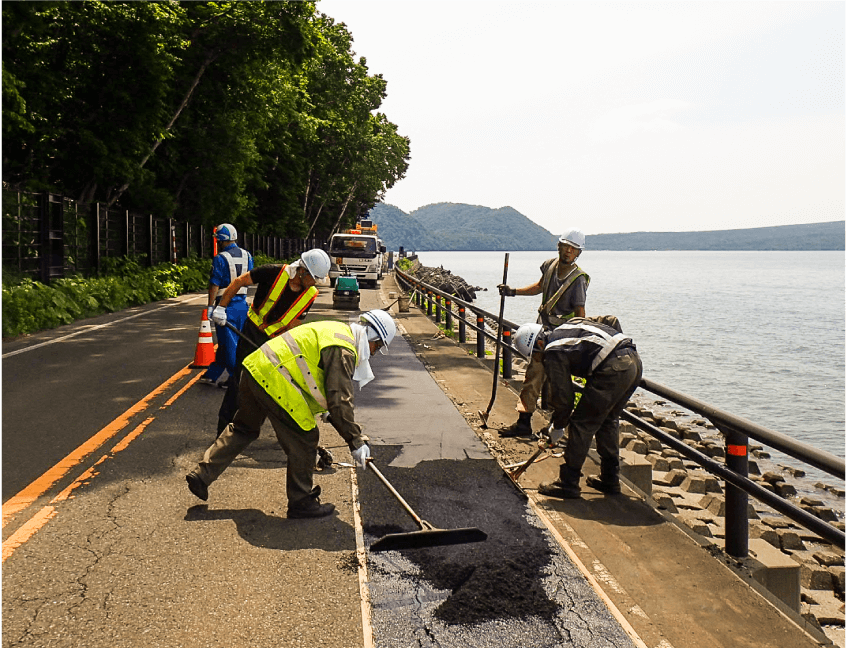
[199,223,253,385]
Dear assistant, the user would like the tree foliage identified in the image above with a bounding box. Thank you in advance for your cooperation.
[2,1,410,238]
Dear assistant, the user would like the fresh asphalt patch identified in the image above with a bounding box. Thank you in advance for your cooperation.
[357,446,637,647]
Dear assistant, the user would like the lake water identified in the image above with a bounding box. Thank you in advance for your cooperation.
[413,250,845,476]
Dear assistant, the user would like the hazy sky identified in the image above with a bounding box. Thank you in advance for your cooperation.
[317,0,844,235]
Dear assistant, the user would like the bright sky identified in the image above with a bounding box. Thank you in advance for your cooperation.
[317,0,844,235]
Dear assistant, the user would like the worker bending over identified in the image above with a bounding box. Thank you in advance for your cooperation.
[208,248,332,436]
[187,310,397,518]
[498,229,589,437]
[513,316,642,499]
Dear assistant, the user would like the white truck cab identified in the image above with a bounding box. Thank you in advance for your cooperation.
[328,220,386,288]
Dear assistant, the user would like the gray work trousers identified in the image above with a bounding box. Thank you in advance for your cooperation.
[517,353,546,414]
[564,349,643,474]
[196,373,319,509]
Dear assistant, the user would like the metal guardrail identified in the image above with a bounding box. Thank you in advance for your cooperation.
[395,267,846,553]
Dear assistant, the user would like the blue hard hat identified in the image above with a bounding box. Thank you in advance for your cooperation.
[216,223,237,241]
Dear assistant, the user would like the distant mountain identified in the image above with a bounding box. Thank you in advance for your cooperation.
[367,202,556,251]
[586,222,845,251]
[366,202,845,252]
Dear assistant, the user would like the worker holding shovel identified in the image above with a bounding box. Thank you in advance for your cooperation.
[497,229,589,438]
[186,310,397,518]
[512,316,642,499]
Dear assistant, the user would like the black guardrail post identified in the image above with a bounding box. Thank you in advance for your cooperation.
[476,314,485,358]
[458,305,466,343]
[427,290,433,316]
[502,327,513,378]
[435,295,441,324]
[445,298,453,330]
[724,425,750,558]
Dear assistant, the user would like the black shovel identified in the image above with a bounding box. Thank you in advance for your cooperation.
[366,459,488,552]
[478,252,509,428]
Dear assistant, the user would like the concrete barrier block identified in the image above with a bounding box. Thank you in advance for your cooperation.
[652,491,678,513]
[646,454,670,471]
[779,530,806,551]
[619,448,652,496]
[747,538,801,611]
[681,475,708,494]
[801,565,833,590]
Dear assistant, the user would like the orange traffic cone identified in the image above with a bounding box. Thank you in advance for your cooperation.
[190,309,216,368]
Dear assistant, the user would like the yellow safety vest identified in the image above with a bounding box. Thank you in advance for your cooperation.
[242,320,358,431]
[247,265,318,337]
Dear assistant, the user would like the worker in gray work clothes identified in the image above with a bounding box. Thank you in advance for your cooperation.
[497,229,590,437]
[512,316,642,499]
[186,310,397,518]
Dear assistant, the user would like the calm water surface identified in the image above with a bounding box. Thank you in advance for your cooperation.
[414,251,845,470]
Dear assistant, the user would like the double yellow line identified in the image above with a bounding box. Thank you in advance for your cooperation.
[2,364,203,562]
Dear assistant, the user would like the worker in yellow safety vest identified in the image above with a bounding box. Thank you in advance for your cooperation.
[187,310,397,518]
[208,248,332,436]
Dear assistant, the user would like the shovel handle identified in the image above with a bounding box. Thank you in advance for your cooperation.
[483,253,510,418]
[365,459,425,530]
[509,446,546,481]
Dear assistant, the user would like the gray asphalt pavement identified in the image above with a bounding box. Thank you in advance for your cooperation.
[2,274,827,648]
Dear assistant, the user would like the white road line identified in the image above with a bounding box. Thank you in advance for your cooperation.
[2,295,206,358]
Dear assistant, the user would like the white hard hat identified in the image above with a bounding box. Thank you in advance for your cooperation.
[360,309,396,355]
[216,223,237,241]
[300,249,331,280]
[558,229,585,251]
[514,323,544,357]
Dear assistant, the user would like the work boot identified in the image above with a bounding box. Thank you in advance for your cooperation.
[586,461,621,494]
[287,486,335,519]
[186,471,209,501]
[499,412,533,438]
[538,465,582,499]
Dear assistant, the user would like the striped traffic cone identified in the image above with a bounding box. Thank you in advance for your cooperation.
[190,309,216,368]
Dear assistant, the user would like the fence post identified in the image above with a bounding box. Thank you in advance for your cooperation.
[148,215,154,266]
[476,314,485,358]
[93,202,102,274]
[445,298,452,331]
[502,327,513,378]
[458,305,466,343]
[435,295,441,324]
[427,290,433,316]
[724,425,750,558]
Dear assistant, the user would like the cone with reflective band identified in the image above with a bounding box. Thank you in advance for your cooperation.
[190,309,215,368]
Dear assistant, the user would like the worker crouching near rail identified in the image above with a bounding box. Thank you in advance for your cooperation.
[513,316,643,499]
[186,310,397,518]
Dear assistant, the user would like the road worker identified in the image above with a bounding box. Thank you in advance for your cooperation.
[208,248,332,436]
[186,309,397,518]
[199,224,253,386]
[512,316,642,499]
[497,229,590,438]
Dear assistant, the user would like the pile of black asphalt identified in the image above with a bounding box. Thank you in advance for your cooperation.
[358,446,637,648]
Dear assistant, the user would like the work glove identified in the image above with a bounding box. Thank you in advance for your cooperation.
[207,306,227,327]
[543,426,565,447]
[351,443,371,470]
[497,284,516,297]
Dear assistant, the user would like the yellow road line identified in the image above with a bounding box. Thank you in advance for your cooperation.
[3,364,194,528]
[2,371,204,562]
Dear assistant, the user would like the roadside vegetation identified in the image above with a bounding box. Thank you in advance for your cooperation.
[1,252,285,339]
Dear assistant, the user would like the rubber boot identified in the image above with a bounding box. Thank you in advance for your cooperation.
[538,465,582,499]
[586,461,621,494]
[499,411,533,438]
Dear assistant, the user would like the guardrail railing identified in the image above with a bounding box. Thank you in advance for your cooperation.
[394,267,846,554]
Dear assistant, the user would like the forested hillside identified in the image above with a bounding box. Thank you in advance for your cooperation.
[367,203,845,252]
[2,2,410,239]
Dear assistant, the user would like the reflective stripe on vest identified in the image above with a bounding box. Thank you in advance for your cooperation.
[242,321,358,430]
[544,322,631,375]
[247,265,318,337]
[219,250,248,295]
